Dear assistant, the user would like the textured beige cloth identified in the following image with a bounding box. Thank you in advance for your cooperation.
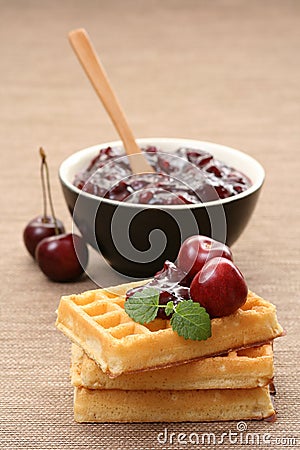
[1,0,299,449]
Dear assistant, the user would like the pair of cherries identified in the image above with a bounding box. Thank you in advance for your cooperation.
[23,148,88,282]
[128,234,248,320]
[177,235,248,317]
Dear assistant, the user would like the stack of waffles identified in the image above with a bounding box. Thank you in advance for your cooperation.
[56,280,283,422]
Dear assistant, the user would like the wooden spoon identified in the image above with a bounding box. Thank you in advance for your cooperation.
[68,28,154,174]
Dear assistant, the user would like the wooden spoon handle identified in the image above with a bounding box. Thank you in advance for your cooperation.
[68,28,154,174]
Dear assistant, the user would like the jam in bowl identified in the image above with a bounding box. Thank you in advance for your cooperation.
[73,146,252,205]
[59,138,265,277]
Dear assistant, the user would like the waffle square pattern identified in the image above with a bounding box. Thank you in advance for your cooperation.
[56,281,283,377]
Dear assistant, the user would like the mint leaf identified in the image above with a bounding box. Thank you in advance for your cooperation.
[165,301,174,317]
[124,288,212,341]
[170,300,211,341]
[125,287,160,324]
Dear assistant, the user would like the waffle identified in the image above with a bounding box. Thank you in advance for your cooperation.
[73,386,275,422]
[56,281,283,377]
[71,343,274,390]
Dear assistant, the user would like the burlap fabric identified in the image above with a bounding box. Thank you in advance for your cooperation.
[1,0,299,449]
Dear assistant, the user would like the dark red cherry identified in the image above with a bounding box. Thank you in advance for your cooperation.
[23,215,65,258]
[190,257,248,318]
[35,233,88,282]
[177,235,233,283]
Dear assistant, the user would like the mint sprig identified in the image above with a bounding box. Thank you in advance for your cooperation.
[170,300,211,341]
[125,288,211,341]
[124,287,160,323]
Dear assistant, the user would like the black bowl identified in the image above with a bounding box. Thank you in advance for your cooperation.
[59,138,264,278]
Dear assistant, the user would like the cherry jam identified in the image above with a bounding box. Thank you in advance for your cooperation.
[73,146,251,205]
[126,261,190,319]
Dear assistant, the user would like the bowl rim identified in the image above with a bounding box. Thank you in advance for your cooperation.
[59,137,265,210]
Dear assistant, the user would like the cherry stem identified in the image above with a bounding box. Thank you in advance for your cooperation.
[39,147,59,235]
[40,148,47,221]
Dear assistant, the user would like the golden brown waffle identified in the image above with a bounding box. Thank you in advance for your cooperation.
[56,280,283,377]
[73,386,275,422]
[71,343,274,390]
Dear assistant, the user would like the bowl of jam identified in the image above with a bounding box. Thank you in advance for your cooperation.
[59,138,264,277]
